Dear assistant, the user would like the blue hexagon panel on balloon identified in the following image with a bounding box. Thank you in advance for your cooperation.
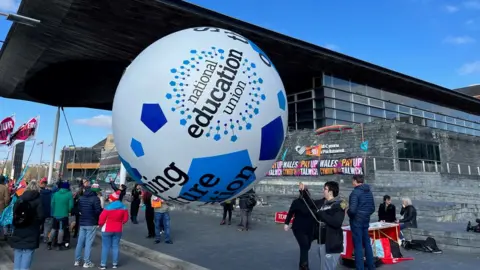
[259,116,284,161]
[179,150,256,203]
[130,138,145,157]
[118,156,143,184]
[277,90,286,111]
[141,103,167,133]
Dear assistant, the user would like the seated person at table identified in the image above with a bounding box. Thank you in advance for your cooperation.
[378,195,396,223]
[466,219,480,233]
[396,197,417,240]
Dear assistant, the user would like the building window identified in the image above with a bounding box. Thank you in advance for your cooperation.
[351,82,366,95]
[332,77,351,92]
[336,110,353,122]
[335,90,352,101]
[411,109,423,117]
[353,103,369,115]
[335,100,353,111]
[354,113,370,123]
[399,106,410,114]
[324,108,335,118]
[353,94,368,104]
[324,98,334,108]
[297,121,314,130]
[385,110,398,120]
[370,107,385,118]
[385,102,397,112]
[297,110,314,121]
[369,98,384,108]
[297,100,313,111]
[397,139,440,161]
[297,91,313,101]
[324,87,335,98]
[367,86,382,99]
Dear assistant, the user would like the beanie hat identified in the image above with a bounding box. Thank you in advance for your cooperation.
[61,181,70,190]
[91,183,101,192]
[109,190,121,202]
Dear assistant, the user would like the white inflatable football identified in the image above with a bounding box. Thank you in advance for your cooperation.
[112,27,288,205]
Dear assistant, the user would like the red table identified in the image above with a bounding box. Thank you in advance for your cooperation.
[341,222,413,264]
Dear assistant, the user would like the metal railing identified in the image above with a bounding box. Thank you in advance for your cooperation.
[367,156,480,176]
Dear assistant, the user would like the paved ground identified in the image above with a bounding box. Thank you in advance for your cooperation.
[0,236,158,270]
[121,210,480,270]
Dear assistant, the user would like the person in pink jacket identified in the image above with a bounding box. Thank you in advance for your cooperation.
[98,191,128,269]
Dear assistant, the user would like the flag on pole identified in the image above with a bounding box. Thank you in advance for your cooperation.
[37,141,44,145]
[48,142,53,147]
[8,116,39,146]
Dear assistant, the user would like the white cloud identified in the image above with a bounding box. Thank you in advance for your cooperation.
[0,0,20,12]
[466,19,475,25]
[324,44,340,51]
[458,61,480,75]
[74,115,112,128]
[464,1,480,9]
[443,36,476,44]
[445,5,459,12]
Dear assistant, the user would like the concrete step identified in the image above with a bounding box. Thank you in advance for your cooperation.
[406,222,480,254]
[256,179,480,204]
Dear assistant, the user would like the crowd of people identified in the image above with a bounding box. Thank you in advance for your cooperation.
[284,175,418,270]
[0,175,177,270]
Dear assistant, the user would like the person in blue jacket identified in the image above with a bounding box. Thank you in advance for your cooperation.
[347,175,376,270]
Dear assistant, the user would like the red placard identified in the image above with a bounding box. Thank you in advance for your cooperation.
[274,211,293,224]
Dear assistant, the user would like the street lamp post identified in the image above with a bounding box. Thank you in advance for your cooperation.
[37,142,44,180]
[0,12,40,27]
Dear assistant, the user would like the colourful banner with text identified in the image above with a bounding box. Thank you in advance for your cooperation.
[266,157,364,177]
[9,116,39,146]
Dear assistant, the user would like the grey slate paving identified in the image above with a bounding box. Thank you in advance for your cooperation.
[0,237,158,270]
[122,210,480,270]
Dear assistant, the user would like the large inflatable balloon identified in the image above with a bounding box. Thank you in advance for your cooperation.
[112,27,288,205]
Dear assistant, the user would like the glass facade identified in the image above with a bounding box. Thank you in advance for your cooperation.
[287,74,480,135]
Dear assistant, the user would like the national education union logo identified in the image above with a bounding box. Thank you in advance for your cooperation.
[166,47,267,142]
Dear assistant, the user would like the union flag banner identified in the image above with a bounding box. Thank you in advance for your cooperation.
[0,115,15,145]
[9,116,39,146]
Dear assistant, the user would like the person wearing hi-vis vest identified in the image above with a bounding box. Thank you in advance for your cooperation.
[151,195,172,244]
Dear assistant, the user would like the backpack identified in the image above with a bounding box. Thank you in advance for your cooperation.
[13,199,34,228]
[246,194,257,208]
[403,237,442,254]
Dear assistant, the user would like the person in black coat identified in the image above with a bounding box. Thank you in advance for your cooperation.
[378,195,396,223]
[9,180,44,270]
[130,184,141,224]
[303,182,346,270]
[142,190,156,238]
[398,198,417,229]
[284,188,316,270]
[220,198,236,225]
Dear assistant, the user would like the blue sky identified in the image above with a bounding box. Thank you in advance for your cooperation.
[0,0,479,163]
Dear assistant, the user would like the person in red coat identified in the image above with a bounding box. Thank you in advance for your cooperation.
[98,191,128,269]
